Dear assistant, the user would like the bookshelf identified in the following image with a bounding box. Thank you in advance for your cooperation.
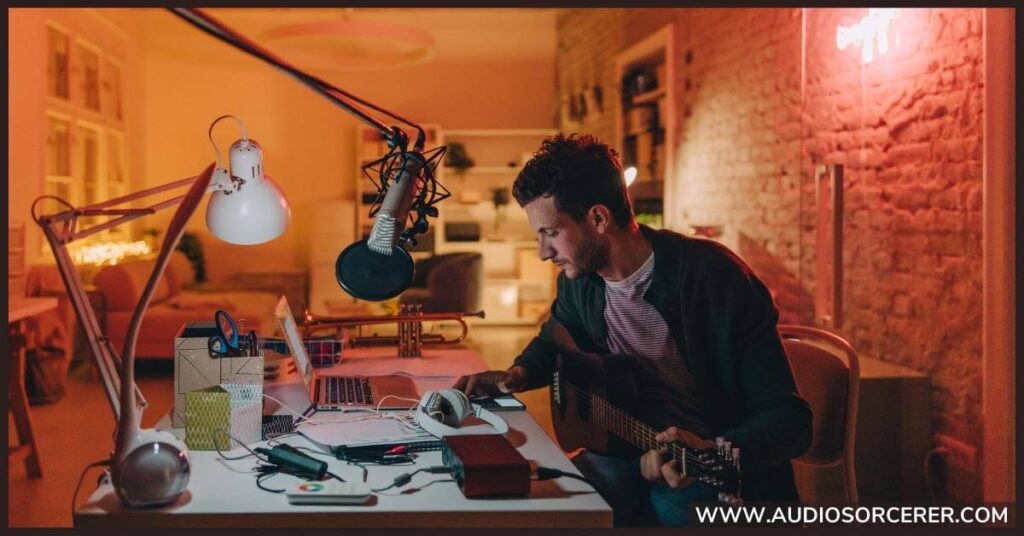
[614,24,676,230]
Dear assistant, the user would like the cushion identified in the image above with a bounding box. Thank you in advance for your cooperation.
[104,290,281,359]
[165,251,197,295]
[93,258,172,311]
[166,295,236,311]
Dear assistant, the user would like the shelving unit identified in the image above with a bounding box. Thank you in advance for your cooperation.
[437,128,558,325]
[614,24,676,230]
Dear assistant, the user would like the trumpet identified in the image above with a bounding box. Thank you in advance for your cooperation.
[301,307,485,348]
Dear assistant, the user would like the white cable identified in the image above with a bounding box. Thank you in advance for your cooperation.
[261,393,330,426]
[207,114,249,170]
[260,393,426,433]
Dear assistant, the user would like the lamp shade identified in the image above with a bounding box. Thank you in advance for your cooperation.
[206,138,291,245]
[206,175,290,245]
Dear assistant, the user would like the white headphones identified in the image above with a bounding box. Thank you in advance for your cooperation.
[415,389,509,438]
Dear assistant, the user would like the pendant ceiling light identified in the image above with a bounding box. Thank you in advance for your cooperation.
[261,13,435,71]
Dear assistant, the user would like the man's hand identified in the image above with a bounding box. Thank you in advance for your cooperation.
[640,426,717,489]
[452,365,528,398]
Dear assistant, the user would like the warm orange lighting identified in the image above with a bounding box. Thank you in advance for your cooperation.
[836,8,900,64]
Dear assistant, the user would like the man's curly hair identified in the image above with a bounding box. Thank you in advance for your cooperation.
[512,133,635,228]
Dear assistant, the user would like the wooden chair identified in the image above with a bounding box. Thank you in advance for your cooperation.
[779,324,860,504]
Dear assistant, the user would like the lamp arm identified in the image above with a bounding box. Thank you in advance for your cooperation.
[168,8,426,151]
[116,164,215,451]
[32,168,216,420]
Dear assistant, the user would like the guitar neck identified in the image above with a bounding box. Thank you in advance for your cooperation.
[568,382,686,462]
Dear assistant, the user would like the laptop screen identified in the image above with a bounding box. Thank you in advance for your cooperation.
[273,295,315,395]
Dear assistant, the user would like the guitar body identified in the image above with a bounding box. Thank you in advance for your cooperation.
[550,351,742,500]
[551,352,644,459]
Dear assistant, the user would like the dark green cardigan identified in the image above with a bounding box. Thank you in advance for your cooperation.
[513,225,812,502]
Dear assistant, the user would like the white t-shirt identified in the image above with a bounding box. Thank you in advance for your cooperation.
[603,252,710,436]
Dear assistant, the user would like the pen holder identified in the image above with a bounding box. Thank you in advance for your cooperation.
[185,383,263,451]
[173,322,264,428]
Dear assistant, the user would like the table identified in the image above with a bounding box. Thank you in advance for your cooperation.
[8,297,59,478]
[74,347,612,527]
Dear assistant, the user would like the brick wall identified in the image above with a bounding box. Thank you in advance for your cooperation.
[556,7,984,502]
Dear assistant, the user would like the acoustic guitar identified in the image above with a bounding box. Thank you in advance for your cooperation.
[551,351,742,502]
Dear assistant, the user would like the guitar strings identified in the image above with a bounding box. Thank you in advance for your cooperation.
[558,381,722,481]
[559,382,720,481]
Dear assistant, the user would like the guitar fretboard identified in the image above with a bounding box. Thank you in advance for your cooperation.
[564,381,688,468]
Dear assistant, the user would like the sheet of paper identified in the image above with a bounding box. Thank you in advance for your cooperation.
[298,414,434,447]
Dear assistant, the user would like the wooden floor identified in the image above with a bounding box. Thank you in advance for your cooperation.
[7,324,546,528]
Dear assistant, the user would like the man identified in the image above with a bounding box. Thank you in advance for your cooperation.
[453,134,812,527]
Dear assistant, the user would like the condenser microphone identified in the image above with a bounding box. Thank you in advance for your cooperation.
[335,150,426,301]
[367,152,424,254]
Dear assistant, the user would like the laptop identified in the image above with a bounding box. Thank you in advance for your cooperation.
[273,296,420,410]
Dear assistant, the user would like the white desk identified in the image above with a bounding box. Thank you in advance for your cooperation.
[74,348,611,528]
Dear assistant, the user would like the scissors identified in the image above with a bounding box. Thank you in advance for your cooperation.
[208,309,242,357]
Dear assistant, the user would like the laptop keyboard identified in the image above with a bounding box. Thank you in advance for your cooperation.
[324,377,374,405]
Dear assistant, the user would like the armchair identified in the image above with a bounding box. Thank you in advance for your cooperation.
[400,252,483,313]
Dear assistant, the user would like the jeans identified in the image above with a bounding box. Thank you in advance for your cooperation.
[572,450,721,527]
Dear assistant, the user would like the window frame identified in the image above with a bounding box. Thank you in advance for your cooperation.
[42,19,130,253]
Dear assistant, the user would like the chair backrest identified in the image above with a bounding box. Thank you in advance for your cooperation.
[780,325,859,464]
[406,252,483,312]
[779,325,860,502]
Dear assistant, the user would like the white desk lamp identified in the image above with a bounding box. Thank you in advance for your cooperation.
[33,117,289,507]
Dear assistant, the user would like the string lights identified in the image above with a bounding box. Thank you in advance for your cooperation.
[69,240,152,266]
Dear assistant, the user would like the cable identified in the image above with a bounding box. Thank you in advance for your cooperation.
[533,467,598,490]
[371,465,451,492]
[255,468,288,493]
[213,428,274,463]
[923,446,950,504]
[207,114,249,171]
[261,393,424,433]
[71,459,110,521]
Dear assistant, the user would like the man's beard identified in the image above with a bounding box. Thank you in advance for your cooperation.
[570,231,610,276]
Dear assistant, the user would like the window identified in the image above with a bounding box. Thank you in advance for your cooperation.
[77,123,101,204]
[102,59,123,121]
[106,131,126,197]
[42,20,129,250]
[75,41,101,112]
[45,113,73,201]
[46,26,70,100]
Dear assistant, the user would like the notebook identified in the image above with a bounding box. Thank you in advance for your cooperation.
[273,295,419,411]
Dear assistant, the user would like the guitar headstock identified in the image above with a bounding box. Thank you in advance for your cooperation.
[669,439,741,495]
[687,447,740,493]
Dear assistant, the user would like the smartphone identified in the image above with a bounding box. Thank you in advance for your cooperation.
[470,394,526,411]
